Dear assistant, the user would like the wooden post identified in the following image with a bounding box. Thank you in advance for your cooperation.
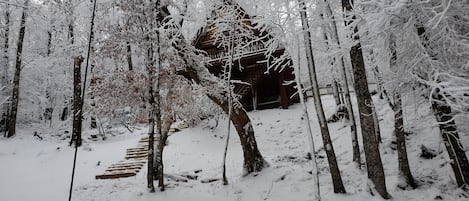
[71,56,84,147]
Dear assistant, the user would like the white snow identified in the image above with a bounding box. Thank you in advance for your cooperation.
[1,95,468,201]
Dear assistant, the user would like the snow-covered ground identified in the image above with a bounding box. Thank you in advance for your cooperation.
[1,95,468,201]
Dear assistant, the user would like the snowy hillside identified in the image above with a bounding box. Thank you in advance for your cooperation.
[1,95,467,201]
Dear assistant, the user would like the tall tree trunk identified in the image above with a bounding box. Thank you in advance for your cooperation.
[222,24,236,185]
[393,93,417,188]
[322,0,361,166]
[126,42,133,71]
[146,46,156,193]
[7,1,28,138]
[341,0,389,198]
[293,35,321,201]
[71,56,83,146]
[386,33,416,188]
[154,30,164,191]
[2,4,10,88]
[299,0,346,194]
[147,107,156,192]
[432,89,469,187]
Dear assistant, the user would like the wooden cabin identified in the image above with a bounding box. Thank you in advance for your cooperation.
[192,1,298,110]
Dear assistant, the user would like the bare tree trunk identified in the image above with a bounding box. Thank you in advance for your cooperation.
[431,90,469,187]
[126,41,133,71]
[322,0,361,166]
[386,33,416,189]
[154,31,164,191]
[146,44,156,192]
[2,4,10,88]
[299,0,346,194]
[147,107,156,192]
[341,0,389,198]
[222,23,236,185]
[206,95,266,172]
[393,93,417,188]
[7,1,28,138]
[71,56,84,146]
[293,35,321,201]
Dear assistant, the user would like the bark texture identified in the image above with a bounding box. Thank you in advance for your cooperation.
[71,56,84,146]
[341,0,390,198]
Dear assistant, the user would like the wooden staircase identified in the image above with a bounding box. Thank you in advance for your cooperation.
[95,124,187,180]
[95,136,157,180]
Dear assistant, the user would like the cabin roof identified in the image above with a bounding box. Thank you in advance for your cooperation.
[192,0,259,47]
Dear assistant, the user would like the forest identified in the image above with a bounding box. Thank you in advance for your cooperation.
[0,0,468,201]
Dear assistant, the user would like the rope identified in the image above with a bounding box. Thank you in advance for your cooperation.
[68,0,97,200]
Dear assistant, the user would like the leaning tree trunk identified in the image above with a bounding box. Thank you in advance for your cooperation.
[299,0,346,193]
[7,1,28,138]
[206,95,266,173]
[159,7,266,173]
[431,89,469,187]
[322,0,361,166]
[341,0,389,198]
[415,22,469,189]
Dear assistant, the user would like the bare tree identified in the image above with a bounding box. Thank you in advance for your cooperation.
[7,0,29,138]
[385,34,416,189]
[321,0,361,166]
[298,0,346,194]
[341,0,390,198]
[414,24,469,188]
